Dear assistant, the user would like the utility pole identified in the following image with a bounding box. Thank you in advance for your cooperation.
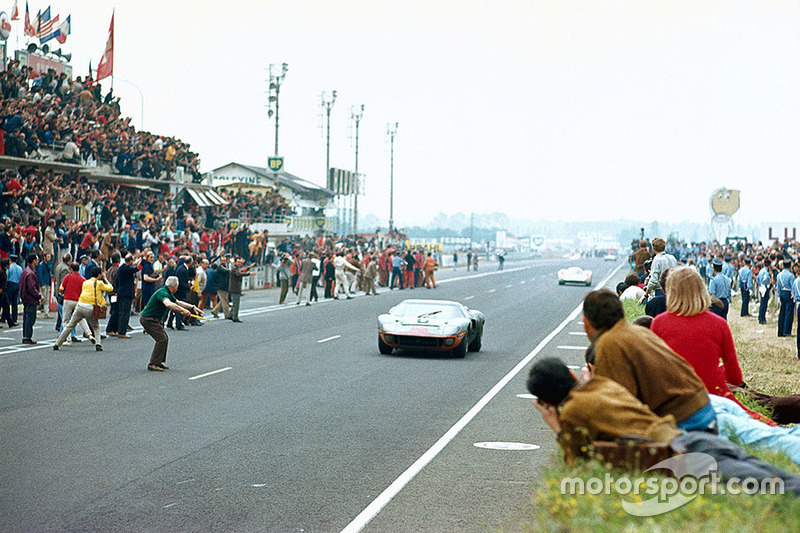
[321,90,337,186]
[320,90,338,233]
[351,104,364,235]
[268,63,288,157]
[386,122,398,232]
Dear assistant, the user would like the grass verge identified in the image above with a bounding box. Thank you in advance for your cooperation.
[525,289,800,532]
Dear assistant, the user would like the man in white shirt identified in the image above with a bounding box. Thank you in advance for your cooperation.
[333,252,359,299]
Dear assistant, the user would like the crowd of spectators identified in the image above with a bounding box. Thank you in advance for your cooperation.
[0,59,200,181]
[526,234,800,491]
[0,56,306,268]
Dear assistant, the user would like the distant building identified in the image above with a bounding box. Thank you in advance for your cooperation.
[205,162,336,236]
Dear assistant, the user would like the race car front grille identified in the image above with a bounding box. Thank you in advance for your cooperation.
[394,335,442,348]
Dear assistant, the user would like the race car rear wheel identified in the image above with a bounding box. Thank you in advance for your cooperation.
[378,336,393,355]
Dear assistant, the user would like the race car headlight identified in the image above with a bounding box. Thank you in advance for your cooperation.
[444,338,455,346]
[383,334,396,344]
[381,321,399,333]
[440,324,460,335]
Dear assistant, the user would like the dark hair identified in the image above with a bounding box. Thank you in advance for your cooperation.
[582,289,624,330]
[26,253,38,264]
[110,252,121,264]
[659,268,671,293]
[632,315,653,329]
[90,250,100,259]
[90,266,102,278]
[615,282,629,295]
[70,262,80,272]
[623,273,640,286]
[526,357,576,406]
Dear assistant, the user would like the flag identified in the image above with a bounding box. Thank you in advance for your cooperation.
[54,14,70,44]
[11,0,19,20]
[37,6,56,38]
[96,11,114,81]
[39,13,60,44]
[23,2,36,37]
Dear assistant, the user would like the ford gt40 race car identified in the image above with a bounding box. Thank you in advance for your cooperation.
[377,299,485,358]
[558,266,593,286]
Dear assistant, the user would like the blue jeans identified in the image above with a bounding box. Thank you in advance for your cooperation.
[22,303,37,340]
[711,394,800,465]
[676,401,717,432]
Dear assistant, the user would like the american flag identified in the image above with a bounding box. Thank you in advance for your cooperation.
[37,6,57,38]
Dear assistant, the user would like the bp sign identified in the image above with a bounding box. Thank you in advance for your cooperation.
[268,157,284,172]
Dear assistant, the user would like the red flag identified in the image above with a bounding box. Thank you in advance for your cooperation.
[11,0,19,21]
[96,11,114,81]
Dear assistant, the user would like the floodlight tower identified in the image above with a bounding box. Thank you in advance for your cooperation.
[386,122,399,232]
[268,63,289,157]
[321,90,337,189]
[351,104,364,234]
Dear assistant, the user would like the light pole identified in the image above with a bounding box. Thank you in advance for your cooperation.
[321,89,337,188]
[320,90,339,233]
[386,122,398,232]
[351,104,364,235]
[268,63,288,157]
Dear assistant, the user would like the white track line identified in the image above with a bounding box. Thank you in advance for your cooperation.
[188,367,232,380]
[339,263,624,532]
[318,335,341,344]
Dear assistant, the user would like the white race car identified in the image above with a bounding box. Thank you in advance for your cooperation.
[377,299,485,358]
[558,266,592,286]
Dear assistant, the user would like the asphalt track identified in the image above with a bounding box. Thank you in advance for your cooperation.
[0,257,625,532]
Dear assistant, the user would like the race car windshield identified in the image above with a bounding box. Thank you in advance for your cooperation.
[393,303,465,320]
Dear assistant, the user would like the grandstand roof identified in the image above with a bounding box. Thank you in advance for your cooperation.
[213,162,335,201]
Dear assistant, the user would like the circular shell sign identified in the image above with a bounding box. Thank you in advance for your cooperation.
[0,12,10,41]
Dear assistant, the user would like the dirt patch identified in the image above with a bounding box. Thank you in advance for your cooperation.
[729,293,800,396]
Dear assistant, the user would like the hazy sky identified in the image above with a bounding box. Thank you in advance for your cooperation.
[11,1,800,227]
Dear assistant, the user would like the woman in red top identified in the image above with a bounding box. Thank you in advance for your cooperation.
[651,266,775,425]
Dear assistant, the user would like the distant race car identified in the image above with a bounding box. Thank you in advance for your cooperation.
[377,299,485,358]
[558,266,593,286]
[604,253,617,262]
